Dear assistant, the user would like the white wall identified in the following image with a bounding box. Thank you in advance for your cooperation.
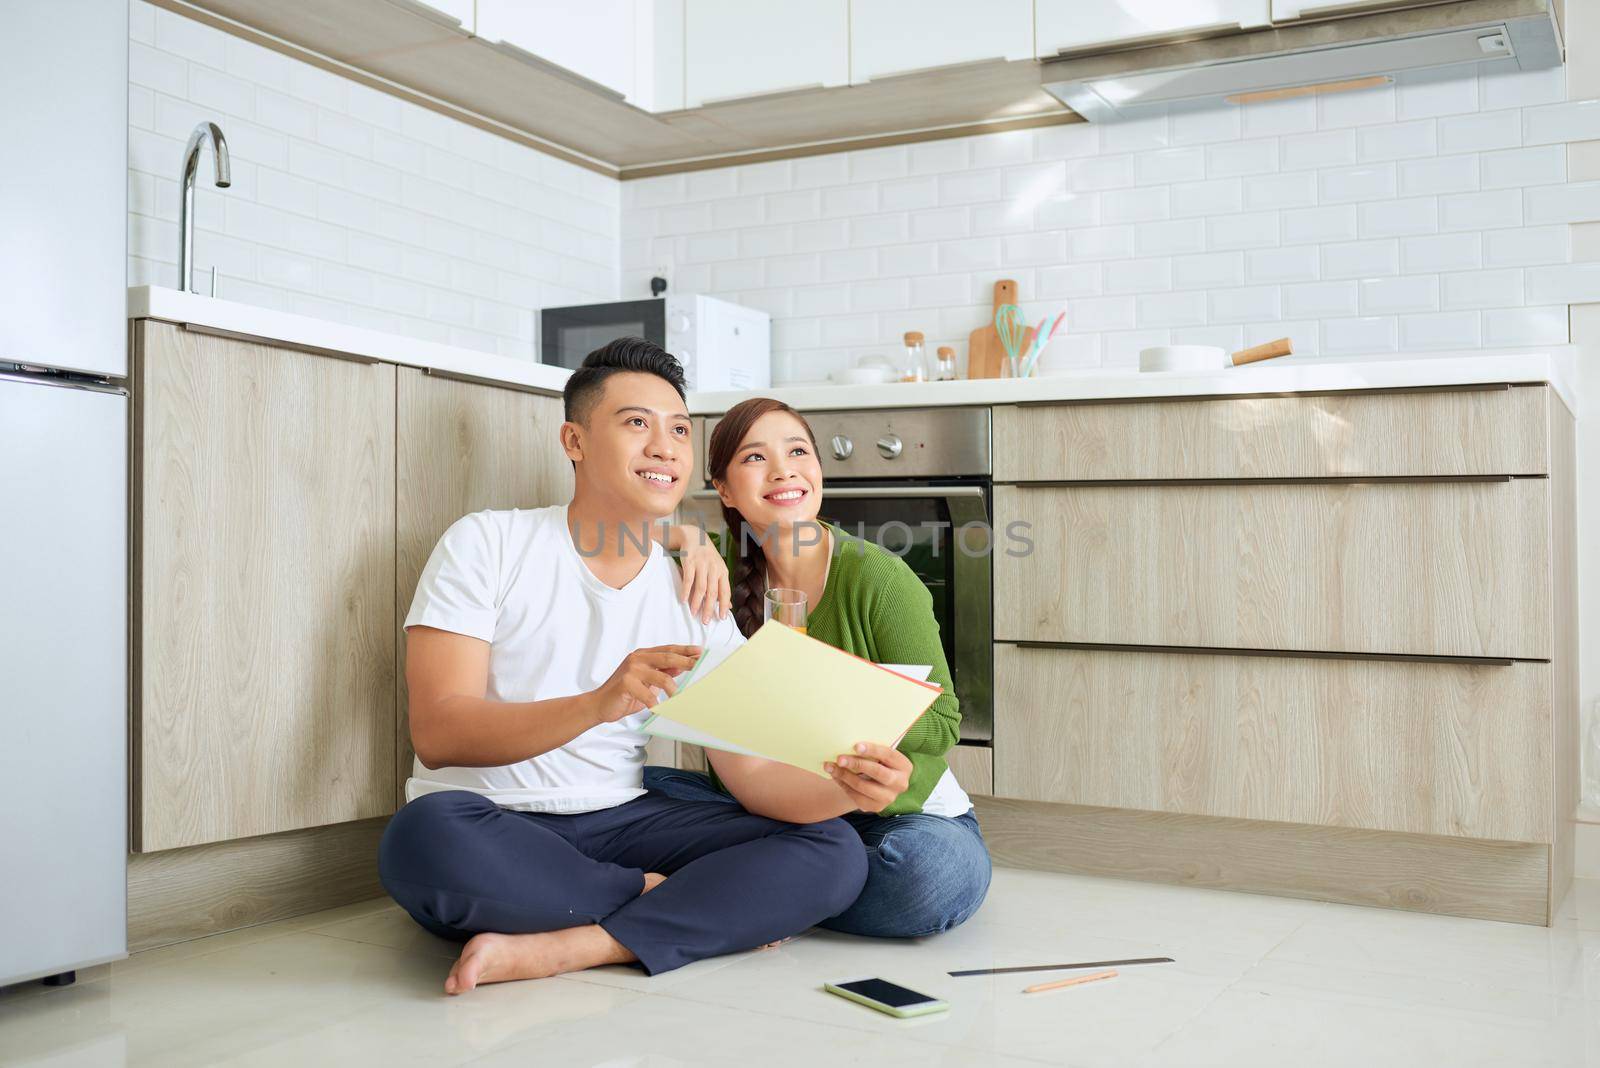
[126,0,620,359]
[623,66,1595,384]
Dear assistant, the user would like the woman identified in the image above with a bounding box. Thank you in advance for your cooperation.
[650,396,991,938]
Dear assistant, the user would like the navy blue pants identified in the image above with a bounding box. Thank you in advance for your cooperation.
[645,766,991,938]
[377,789,868,975]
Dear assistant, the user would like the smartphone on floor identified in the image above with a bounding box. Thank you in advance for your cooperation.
[823,977,949,1019]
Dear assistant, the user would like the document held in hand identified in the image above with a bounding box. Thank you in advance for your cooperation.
[641,620,942,778]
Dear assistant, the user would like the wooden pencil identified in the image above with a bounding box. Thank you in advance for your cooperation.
[1022,968,1118,994]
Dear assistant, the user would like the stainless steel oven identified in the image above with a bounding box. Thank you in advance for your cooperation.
[689,407,993,743]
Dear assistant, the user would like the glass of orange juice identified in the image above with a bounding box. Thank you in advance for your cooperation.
[764,588,807,634]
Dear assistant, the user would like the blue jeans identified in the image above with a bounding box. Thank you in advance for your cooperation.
[643,766,991,939]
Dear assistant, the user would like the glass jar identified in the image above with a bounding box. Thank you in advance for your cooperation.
[935,345,956,381]
[901,331,927,382]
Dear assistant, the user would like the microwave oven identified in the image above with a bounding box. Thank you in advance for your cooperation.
[539,295,771,392]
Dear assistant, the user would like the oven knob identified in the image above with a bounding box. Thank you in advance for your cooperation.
[830,435,853,461]
[876,434,903,459]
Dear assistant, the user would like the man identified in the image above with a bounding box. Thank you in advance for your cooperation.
[378,338,867,994]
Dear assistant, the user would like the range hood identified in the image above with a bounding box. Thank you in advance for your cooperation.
[1042,0,1563,122]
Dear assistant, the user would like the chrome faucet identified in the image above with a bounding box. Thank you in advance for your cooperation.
[179,121,231,295]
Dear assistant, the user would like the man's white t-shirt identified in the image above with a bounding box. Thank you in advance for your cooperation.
[404,504,741,814]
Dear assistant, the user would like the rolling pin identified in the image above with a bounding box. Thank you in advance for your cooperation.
[1231,337,1293,366]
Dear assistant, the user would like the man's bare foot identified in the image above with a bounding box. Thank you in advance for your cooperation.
[445,925,636,995]
[641,871,666,894]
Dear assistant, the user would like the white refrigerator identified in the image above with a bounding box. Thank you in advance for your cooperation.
[0,0,130,987]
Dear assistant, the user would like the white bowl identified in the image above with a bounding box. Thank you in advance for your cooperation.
[1139,345,1224,372]
[830,366,896,385]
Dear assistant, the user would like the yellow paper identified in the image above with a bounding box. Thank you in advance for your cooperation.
[643,620,942,777]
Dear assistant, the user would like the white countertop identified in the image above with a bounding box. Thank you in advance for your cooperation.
[129,286,1577,416]
[128,286,573,395]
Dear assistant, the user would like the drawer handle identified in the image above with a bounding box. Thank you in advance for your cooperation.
[1009,641,1523,667]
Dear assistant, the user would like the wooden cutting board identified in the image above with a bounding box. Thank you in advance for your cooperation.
[966,279,1013,380]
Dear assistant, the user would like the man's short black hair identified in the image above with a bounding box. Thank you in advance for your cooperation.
[562,336,687,425]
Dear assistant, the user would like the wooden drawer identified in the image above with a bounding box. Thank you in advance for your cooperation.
[946,743,993,796]
[994,478,1550,660]
[994,386,1549,481]
[992,644,1552,842]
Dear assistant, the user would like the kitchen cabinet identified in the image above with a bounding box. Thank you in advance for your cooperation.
[1035,0,1270,58]
[994,478,1550,660]
[132,322,396,853]
[394,367,573,807]
[984,384,1576,924]
[684,0,849,107]
[477,0,638,100]
[849,0,1033,84]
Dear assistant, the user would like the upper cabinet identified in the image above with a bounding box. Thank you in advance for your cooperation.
[849,0,1033,84]
[478,0,639,101]
[684,0,849,107]
[1035,0,1270,58]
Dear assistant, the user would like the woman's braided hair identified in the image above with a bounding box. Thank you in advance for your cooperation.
[706,397,819,638]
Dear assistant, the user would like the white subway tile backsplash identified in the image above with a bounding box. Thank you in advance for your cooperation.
[1207,139,1279,178]
[879,176,941,212]
[848,146,911,183]
[1103,328,1171,366]
[1438,110,1522,156]
[1321,239,1398,280]
[1483,225,1569,267]
[1482,305,1568,346]
[1072,296,1138,332]
[1400,232,1481,274]
[1037,263,1102,299]
[972,201,1037,235]
[823,183,880,217]
[792,154,850,189]
[1321,315,1397,353]
[793,218,851,252]
[972,130,1035,167]
[1321,164,1399,209]
[1283,280,1358,319]
[765,253,822,287]
[1101,186,1170,224]
[1101,115,1170,154]
[939,237,1002,271]
[1247,246,1320,284]
[1399,310,1480,349]
[1244,172,1317,211]
[1397,155,1478,196]
[1283,129,1358,172]
[1034,193,1099,230]
[909,138,973,174]
[1438,188,1521,232]
[1105,257,1172,295]
[819,248,879,282]
[1358,120,1437,162]
[738,225,794,259]
[847,214,909,247]
[1358,197,1438,238]
[1137,290,1206,327]
[1440,268,1523,309]
[1001,231,1067,266]
[1284,205,1359,244]
[1208,211,1280,250]
[318,108,376,160]
[1136,147,1207,185]
[1069,225,1137,260]
[1525,263,1600,305]
[1358,274,1438,314]
[1524,181,1600,225]
[1171,178,1243,218]
[1173,251,1244,290]
[1135,217,1207,256]
[938,170,1002,206]
[850,278,911,311]
[1209,285,1280,323]
[910,208,971,242]
[737,160,793,195]
[1067,155,1136,192]
[1480,145,1565,189]
[793,284,853,316]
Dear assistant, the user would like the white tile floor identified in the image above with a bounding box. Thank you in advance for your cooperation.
[3,868,1598,1067]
